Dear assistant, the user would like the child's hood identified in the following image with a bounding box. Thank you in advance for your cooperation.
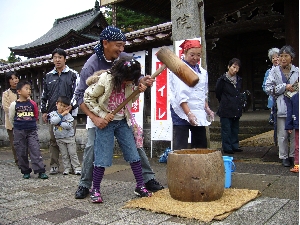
[86,70,108,86]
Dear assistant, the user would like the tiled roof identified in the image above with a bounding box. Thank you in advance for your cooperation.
[0,22,172,74]
[10,9,104,51]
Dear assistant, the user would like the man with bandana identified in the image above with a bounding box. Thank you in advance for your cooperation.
[74,26,164,199]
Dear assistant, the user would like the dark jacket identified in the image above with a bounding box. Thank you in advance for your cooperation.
[41,66,79,113]
[285,92,299,130]
[74,52,128,106]
[215,73,243,118]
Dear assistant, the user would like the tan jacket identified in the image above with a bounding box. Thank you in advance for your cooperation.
[84,71,139,126]
[2,89,17,130]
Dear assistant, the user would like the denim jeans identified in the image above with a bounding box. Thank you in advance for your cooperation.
[220,117,239,151]
[94,119,140,167]
[78,124,156,189]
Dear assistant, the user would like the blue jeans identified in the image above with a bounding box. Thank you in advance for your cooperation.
[94,119,140,167]
[220,117,240,151]
[78,124,156,189]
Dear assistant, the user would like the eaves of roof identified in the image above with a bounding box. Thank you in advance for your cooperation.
[0,22,172,74]
[9,30,96,57]
[9,9,104,51]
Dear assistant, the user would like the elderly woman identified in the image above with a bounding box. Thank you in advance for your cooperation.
[262,48,279,145]
[262,48,279,116]
[169,39,214,150]
[265,45,299,167]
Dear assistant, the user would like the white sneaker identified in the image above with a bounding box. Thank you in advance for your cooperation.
[74,169,81,175]
[49,166,58,175]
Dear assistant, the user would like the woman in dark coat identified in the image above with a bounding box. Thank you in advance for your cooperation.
[215,58,243,154]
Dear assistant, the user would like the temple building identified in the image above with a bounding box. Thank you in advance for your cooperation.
[9,1,108,58]
[0,0,298,126]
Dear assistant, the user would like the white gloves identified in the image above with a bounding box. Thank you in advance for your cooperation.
[187,111,198,126]
[205,107,215,122]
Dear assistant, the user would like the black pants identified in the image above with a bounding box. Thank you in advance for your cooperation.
[173,125,207,150]
[220,117,239,151]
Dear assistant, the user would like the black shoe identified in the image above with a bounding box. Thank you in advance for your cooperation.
[75,186,90,199]
[145,179,164,192]
[233,148,243,152]
[223,150,234,154]
[282,158,291,167]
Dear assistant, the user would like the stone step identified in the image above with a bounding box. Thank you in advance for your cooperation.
[210,132,272,142]
[209,120,273,142]
[211,120,271,127]
[209,126,273,135]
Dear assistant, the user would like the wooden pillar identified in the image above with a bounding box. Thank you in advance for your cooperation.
[198,1,207,70]
[284,0,299,67]
[171,0,210,147]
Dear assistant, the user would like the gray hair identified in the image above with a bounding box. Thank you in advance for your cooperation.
[268,48,279,61]
[279,45,296,59]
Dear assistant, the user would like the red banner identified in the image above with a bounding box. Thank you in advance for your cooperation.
[131,99,139,113]
[156,62,167,120]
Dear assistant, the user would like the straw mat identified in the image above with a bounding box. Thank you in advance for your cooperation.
[124,188,261,222]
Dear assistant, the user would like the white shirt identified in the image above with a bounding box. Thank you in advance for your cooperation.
[169,65,210,126]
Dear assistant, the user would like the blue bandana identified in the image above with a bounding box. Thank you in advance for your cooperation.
[94,26,127,61]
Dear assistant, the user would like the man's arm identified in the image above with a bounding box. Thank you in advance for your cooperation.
[75,67,108,129]
[40,75,48,114]
[80,102,108,129]
[70,71,80,110]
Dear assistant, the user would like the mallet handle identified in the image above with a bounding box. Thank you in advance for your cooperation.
[112,64,167,115]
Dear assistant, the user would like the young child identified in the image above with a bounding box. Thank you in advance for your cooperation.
[285,91,299,173]
[48,96,81,175]
[84,56,152,203]
[2,72,19,165]
[9,81,48,179]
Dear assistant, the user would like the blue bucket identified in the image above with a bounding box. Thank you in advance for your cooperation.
[222,156,236,188]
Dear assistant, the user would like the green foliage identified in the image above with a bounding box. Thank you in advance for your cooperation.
[103,5,168,33]
[7,52,21,63]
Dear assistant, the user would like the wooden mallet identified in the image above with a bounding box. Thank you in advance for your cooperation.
[112,46,199,115]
